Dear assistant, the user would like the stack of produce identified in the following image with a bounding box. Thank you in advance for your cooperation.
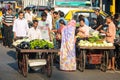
[78,40,113,47]
[78,30,113,47]
[12,38,30,46]
[30,39,54,49]
[13,39,54,49]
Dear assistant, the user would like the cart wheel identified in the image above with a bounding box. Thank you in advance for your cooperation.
[46,53,53,77]
[78,50,86,72]
[22,54,28,77]
[101,51,108,72]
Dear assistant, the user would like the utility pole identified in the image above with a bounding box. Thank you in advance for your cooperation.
[100,0,102,10]
[110,0,115,15]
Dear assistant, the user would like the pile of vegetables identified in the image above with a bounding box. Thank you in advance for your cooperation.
[12,38,30,46]
[77,30,113,47]
[30,39,54,49]
[78,40,113,47]
[13,39,54,49]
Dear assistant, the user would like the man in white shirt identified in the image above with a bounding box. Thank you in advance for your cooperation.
[27,20,41,40]
[13,11,29,40]
[44,8,52,30]
[25,8,33,28]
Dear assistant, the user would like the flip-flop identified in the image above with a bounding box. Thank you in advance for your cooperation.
[107,67,111,70]
[111,68,116,71]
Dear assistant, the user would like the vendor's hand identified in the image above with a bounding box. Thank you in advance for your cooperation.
[14,36,17,41]
[88,35,92,37]
[14,38,17,41]
[79,29,85,33]
[5,23,9,27]
[9,25,13,27]
[6,24,12,27]
[58,52,61,55]
[100,30,105,33]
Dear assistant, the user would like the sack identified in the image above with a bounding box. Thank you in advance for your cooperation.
[56,33,61,40]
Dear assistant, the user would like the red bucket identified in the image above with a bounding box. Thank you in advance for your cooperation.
[87,54,102,64]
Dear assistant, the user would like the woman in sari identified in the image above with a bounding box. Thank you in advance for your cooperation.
[60,20,76,71]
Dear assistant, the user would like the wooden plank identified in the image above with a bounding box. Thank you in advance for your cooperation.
[79,46,115,49]
[28,59,47,67]
[20,49,59,53]
[15,47,60,53]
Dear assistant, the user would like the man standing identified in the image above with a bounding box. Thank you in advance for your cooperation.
[27,20,41,40]
[38,12,50,41]
[56,11,67,30]
[44,8,52,30]
[2,8,15,48]
[25,8,33,28]
[52,11,59,32]
[13,11,29,40]
[100,16,116,71]
[94,9,104,31]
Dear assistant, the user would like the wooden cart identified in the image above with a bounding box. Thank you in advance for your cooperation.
[15,47,59,77]
[77,46,115,72]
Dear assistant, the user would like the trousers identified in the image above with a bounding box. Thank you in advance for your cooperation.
[3,25,13,46]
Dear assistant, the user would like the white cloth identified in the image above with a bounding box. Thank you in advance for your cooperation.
[27,27,41,40]
[25,12,33,22]
[13,18,29,37]
[38,20,50,41]
[46,13,52,30]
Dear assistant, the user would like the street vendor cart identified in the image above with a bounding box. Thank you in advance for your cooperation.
[15,47,59,77]
[77,46,115,72]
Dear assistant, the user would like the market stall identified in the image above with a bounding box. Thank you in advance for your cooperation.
[13,39,59,77]
[76,29,115,72]
[77,46,115,72]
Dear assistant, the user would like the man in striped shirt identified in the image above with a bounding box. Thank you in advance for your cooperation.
[2,8,15,48]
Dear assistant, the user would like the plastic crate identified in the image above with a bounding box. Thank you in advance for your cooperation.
[87,54,102,64]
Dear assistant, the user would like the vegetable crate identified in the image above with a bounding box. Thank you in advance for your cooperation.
[87,54,102,64]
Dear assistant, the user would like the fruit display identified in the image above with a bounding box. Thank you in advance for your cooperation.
[13,39,54,49]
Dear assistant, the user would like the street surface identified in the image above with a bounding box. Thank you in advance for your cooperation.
[0,42,120,80]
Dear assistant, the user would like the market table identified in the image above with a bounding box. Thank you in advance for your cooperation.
[77,46,115,72]
[15,47,60,77]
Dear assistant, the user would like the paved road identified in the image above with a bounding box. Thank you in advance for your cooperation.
[0,43,120,80]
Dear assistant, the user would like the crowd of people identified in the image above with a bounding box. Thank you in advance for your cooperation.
[0,7,120,72]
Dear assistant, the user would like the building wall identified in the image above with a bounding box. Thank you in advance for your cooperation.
[22,0,48,8]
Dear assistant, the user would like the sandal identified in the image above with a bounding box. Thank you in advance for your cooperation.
[107,67,111,70]
[111,68,116,71]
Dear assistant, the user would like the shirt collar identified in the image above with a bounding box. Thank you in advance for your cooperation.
[108,21,113,25]
[18,18,24,20]
[32,27,37,30]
